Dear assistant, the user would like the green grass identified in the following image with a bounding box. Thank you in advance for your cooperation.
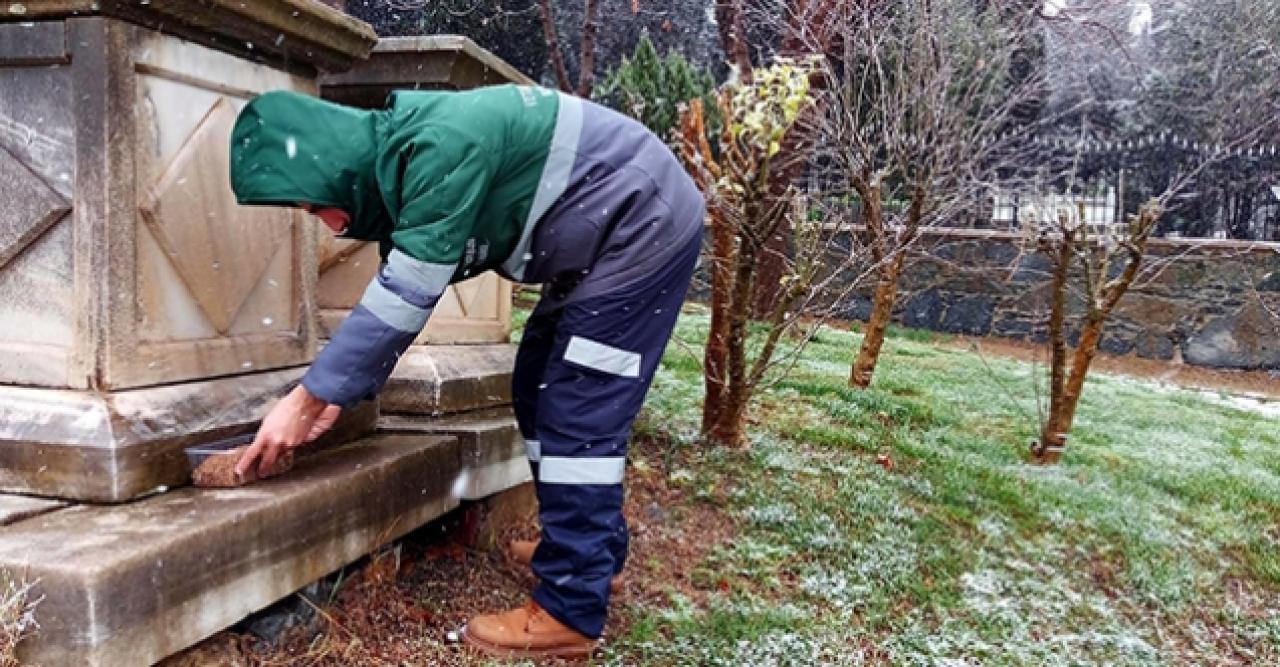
[602,304,1280,666]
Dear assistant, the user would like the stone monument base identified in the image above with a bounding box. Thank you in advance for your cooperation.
[0,367,378,503]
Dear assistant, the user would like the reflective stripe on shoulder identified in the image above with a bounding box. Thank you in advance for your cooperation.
[539,456,625,485]
[501,92,582,280]
[563,335,641,378]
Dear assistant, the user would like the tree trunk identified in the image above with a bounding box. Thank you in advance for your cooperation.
[751,223,789,318]
[538,0,573,92]
[714,0,753,82]
[849,252,905,388]
[1036,234,1073,462]
[1035,314,1104,464]
[576,0,599,97]
[719,228,758,442]
[705,381,749,448]
[701,210,735,440]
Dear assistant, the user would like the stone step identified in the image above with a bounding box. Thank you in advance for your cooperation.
[0,492,67,526]
[380,344,516,416]
[379,407,530,501]
[2,433,464,667]
[0,368,379,503]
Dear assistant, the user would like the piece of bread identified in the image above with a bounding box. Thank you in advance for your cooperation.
[192,445,295,488]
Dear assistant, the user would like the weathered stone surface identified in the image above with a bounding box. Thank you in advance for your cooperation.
[0,136,70,272]
[1182,303,1280,370]
[0,18,320,391]
[3,1,377,74]
[1099,334,1136,356]
[321,35,532,108]
[829,228,1280,370]
[3,433,462,667]
[1112,293,1190,331]
[380,407,530,500]
[137,95,295,335]
[381,345,516,416]
[468,481,537,551]
[0,493,67,525]
[900,289,944,330]
[940,294,995,335]
[0,21,68,64]
[1134,332,1176,360]
[0,367,378,502]
[1259,270,1280,293]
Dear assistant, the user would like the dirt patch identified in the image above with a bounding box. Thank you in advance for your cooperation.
[210,435,734,665]
[945,334,1280,401]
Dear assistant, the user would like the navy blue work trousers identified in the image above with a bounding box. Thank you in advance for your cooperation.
[511,229,701,638]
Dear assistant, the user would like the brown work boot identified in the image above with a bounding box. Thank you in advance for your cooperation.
[463,600,597,660]
[509,539,624,593]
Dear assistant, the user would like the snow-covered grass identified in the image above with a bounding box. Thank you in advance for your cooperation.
[604,304,1280,665]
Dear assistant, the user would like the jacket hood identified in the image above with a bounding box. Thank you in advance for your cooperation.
[229,90,392,240]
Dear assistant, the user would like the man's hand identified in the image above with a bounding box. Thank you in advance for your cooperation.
[307,403,343,443]
[235,385,333,480]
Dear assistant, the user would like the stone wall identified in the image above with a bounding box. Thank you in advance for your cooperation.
[832,229,1280,371]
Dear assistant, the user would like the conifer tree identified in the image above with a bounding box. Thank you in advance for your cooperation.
[595,33,719,143]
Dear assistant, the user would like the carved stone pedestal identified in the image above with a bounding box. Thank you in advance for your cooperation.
[0,2,376,501]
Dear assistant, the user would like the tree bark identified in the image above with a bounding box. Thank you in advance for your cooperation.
[714,225,759,447]
[1035,313,1103,464]
[1035,230,1074,462]
[681,99,735,444]
[701,210,735,440]
[576,0,600,97]
[538,0,573,92]
[714,0,753,82]
[705,379,749,448]
[849,251,906,388]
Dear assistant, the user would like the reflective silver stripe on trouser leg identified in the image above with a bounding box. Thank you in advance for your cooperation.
[562,336,641,378]
[526,439,541,462]
[539,456,626,485]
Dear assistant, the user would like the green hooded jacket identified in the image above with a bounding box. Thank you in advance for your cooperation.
[228,85,560,406]
[230,84,557,274]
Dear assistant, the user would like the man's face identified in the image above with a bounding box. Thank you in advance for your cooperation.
[299,203,351,235]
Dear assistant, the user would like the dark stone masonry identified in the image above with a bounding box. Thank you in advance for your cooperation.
[830,229,1280,371]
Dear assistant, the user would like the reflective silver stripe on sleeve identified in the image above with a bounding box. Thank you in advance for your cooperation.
[539,456,625,485]
[501,92,583,280]
[563,335,641,378]
[526,439,541,462]
[387,249,457,291]
[358,279,429,333]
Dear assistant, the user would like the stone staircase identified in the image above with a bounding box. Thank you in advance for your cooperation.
[0,347,529,667]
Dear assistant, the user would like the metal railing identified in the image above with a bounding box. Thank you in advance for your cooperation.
[982,134,1280,241]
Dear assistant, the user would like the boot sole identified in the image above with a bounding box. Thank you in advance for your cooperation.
[461,627,598,661]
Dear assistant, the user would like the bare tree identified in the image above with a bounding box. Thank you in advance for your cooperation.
[1025,1,1280,463]
[681,61,868,448]
[1028,199,1161,463]
[685,0,850,447]
[815,0,1049,389]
